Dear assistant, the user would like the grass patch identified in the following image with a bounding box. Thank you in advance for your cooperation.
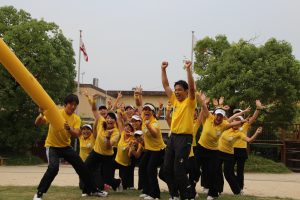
[0,186,295,200]
[4,154,44,166]
[245,154,290,173]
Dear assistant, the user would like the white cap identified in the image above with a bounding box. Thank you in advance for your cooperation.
[233,109,242,114]
[235,116,244,121]
[134,130,143,136]
[132,115,142,121]
[214,109,226,117]
[81,124,92,130]
[142,104,155,111]
[125,105,134,110]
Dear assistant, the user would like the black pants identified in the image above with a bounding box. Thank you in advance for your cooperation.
[114,161,131,189]
[139,149,164,199]
[217,151,241,195]
[37,146,96,194]
[196,144,219,197]
[127,156,137,188]
[84,150,121,190]
[186,155,197,195]
[234,148,248,189]
[163,134,194,199]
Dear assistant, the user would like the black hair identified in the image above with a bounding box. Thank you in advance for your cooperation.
[106,112,117,121]
[64,94,79,105]
[174,80,189,90]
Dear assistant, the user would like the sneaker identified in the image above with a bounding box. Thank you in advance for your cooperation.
[104,184,111,191]
[207,196,214,200]
[92,190,108,197]
[116,182,123,192]
[144,196,159,200]
[240,189,244,195]
[81,193,88,197]
[203,188,209,194]
[139,193,148,198]
[33,194,42,200]
[169,197,180,200]
[128,187,136,190]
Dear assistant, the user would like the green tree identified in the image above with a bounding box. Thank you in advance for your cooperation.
[0,6,76,153]
[194,35,300,129]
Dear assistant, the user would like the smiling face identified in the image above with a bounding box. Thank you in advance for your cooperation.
[105,114,116,129]
[142,106,153,120]
[174,84,188,102]
[81,127,92,139]
[124,123,134,135]
[214,113,224,125]
[131,118,142,130]
[64,101,78,115]
[99,108,108,118]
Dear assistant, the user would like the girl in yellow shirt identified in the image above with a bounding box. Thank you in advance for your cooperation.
[84,112,122,195]
[217,117,262,195]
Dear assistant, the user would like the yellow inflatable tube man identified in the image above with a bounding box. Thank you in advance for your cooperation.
[0,38,65,131]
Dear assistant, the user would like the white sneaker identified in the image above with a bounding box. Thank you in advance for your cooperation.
[33,194,42,200]
[240,189,244,195]
[128,187,136,190]
[169,197,180,200]
[203,188,209,194]
[92,191,108,197]
[139,194,148,198]
[116,182,123,192]
[207,196,214,200]
[144,196,159,200]
[81,193,87,197]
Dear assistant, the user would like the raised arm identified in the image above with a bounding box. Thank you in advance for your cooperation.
[161,61,173,99]
[185,61,195,100]
[243,127,263,142]
[156,100,164,119]
[248,100,263,125]
[197,91,209,120]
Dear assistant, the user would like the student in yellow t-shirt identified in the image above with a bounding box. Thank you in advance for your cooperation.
[138,103,166,200]
[33,94,104,200]
[196,92,246,199]
[78,124,95,195]
[161,60,197,200]
[230,100,263,191]
[79,124,95,161]
[84,112,122,195]
[115,108,135,190]
[130,114,145,191]
[217,116,262,195]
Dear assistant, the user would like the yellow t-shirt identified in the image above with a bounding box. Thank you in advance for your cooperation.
[192,119,201,147]
[79,134,95,161]
[198,113,229,150]
[94,127,120,156]
[218,129,246,154]
[45,108,81,147]
[233,122,250,148]
[142,115,166,151]
[169,93,196,134]
[96,115,106,133]
[115,131,133,166]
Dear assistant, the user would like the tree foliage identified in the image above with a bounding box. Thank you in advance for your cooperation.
[194,35,300,128]
[0,6,76,153]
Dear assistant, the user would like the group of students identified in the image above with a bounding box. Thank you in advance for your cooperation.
[33,60,263,200]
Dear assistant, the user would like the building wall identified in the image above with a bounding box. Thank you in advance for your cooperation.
[77,84,171,133]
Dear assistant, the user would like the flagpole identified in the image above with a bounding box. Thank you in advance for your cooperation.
[191,31,195,70]
[74,30,82,152]
[77,30,82,101]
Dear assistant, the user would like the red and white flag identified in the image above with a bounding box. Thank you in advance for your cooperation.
[80,36,88,62]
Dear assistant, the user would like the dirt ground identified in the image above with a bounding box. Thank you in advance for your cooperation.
[0,165,299,199]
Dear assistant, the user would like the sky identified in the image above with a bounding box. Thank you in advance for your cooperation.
[2,0,300,91]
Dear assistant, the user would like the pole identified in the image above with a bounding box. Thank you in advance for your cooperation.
[75,30,82,152]
[191,31,195,69]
